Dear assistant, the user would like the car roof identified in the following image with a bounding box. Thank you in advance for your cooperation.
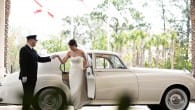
[86,50,118,55]
[47,50,118,56]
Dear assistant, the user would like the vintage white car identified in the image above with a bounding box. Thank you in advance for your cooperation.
[0,50,195,110]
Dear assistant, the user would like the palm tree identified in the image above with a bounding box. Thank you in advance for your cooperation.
[191,0,195,75]
[169,31,177,69]
[144,36,155,67]
[159,33,169,68]
[112,32,129,53]
[152,34,162,68]
[129,30,147,66]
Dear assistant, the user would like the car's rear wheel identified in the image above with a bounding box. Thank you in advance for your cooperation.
[33,87,66,110]
[161,88,189,110]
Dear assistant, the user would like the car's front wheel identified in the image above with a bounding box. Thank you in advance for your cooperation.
[161,88,189,110]
[33,87,66,110]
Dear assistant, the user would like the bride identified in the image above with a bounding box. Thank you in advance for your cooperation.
[56,39,89,110]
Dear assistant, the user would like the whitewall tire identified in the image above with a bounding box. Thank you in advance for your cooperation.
[33,88,66,110]
[161,88,189,110]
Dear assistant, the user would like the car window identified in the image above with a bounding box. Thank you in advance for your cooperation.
[87,53,92,66]
[110,55,125,69]
[60,53,91,72]
[95,57,111,69]
[95,54,126,69]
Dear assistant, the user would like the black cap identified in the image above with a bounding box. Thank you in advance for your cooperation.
[26,35,38,41]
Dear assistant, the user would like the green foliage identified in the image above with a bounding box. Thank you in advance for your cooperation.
[110,0,133,11]
[60,61,71,74]
[122,52,132,67]
[174,41,192,71]
[7,36,21,73]
[164,58,171,69]
[112,32,129,52]
[7,27,25,73]
[41,37,68,53]
[92,31,108,50]
[7,0,192,72]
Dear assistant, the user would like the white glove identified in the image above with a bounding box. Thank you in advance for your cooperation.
[51,55,58,59]
[22,76,27,83]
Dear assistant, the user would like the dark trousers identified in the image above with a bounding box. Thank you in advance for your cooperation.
[21,80,36,110]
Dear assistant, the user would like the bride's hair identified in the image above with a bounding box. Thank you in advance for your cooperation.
[68,39,77,47]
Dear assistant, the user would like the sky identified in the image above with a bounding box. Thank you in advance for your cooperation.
[9,0,168,40]
[9,0,104,40]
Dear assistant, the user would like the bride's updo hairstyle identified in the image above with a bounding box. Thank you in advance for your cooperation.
[68,39,78,47]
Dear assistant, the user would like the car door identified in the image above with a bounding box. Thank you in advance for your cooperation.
[86,53,95,99]
[93,53,138,100]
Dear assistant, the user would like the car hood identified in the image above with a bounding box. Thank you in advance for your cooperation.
[1,72,19,84]
[128,67,192,76]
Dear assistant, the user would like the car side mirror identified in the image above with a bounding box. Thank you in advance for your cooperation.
[59,64,68,74]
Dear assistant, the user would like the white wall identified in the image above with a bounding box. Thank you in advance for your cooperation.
[0,0,5,79]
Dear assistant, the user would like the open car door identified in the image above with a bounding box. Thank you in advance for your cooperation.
[86,54,95,99]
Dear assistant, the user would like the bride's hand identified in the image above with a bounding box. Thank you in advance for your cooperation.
[51,54,59,59]
[83,67,87,73]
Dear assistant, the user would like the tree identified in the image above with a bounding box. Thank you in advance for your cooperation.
[191,0,195,74]
[112,32,129,53]
[92,30,108,50]
[144,36,155,67]
[7,35,21,73]
[169,0,191,68]
[41,36,68,53]
[169,31,177,69]
[7,27,25,73]
[129,30,147,66]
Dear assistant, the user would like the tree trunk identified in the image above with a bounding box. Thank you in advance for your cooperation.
[156,47,160,68]
[186,0,190,60]
[141,49,145,67]
[149,48,152,67]
[136,47,139,66]
[161,1,166,33]
[140,40,144,67]
[171,38,175,69]
[191,0,195,75]
[162,47,166,68]
[132,42,136,67]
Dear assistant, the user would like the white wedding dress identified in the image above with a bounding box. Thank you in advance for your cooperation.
[69,56,89,110]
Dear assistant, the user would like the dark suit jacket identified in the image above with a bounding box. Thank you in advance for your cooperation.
[19,45,51,80]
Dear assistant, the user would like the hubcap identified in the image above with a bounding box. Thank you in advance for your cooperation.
[43,95,58,106]
[170,94,182,105]
[38,89,63,110]
[165,89,188,110]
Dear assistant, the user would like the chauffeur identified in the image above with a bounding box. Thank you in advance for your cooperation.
[19,35,56,110]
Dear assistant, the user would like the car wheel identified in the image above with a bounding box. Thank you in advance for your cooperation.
[33,88,66,110]
[147,105,162,110]
[161,88,189,110]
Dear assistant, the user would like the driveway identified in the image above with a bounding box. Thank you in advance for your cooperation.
[0,102,195,110]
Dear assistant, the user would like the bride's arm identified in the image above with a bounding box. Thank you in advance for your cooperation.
[57,52,70,64]
[82,51,87,70]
